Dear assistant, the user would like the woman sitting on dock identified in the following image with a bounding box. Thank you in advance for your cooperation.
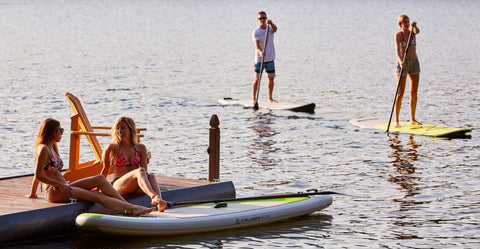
[28,118,153,215]
[102,116,167,212]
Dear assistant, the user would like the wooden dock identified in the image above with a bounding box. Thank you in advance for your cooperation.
[0,174,212,216]
[0,94,227,244]
[0,174,235,244]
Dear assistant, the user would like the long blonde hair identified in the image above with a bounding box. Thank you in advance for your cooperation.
[35,118,60,155]
[109,116,138,165]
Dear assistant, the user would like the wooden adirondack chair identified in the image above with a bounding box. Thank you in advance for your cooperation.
[63,92,146,182]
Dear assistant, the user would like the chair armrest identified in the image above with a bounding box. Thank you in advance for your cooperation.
[71,131,111,136]
[91,126,147,132]
[91,126,112,130]
[71,131,144,137]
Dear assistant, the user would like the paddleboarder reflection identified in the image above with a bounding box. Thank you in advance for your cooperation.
[387,133,424,239]
[247,112,280,167]
[388,133,422,205]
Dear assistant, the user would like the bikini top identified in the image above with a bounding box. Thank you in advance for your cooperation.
[113,150,141,169]
[43,146,64,171]
[401,31,416,48]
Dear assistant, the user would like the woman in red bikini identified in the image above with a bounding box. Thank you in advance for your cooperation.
[28,118,153,215]
[102,116,167,212]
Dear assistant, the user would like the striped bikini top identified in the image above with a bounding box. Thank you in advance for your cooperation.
[401,31,416,48]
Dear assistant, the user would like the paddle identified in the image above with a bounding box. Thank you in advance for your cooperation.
[386,23,415,132]
[166,189,364,208]
[253,24,270,111]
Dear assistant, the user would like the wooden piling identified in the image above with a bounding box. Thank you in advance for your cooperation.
[208,114,220,182]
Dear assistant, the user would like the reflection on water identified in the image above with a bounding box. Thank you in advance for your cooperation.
[387,133,425,240]
[247,112,280,167]
[388,133,421,201]
[14,214,333,249]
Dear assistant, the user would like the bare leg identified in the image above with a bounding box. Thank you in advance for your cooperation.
[71,175,127,202]
[47,181,153,215]
[409,73,422,125]
[394,74,407,128]
[114,168,167,212]
[145,173,167,212]
[71,188,153,215]
[268,77,277,103]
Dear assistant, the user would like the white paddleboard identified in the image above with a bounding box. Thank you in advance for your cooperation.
[219,97,315,114]
[76,195,332,236]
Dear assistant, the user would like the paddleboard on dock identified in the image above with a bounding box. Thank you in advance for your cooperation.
[350,119,472,138]
[219,97,315,114]
[76,195,332,236]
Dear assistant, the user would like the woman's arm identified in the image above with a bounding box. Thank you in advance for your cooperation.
[27,178,40,198]
[28,146,66,197]
[137,143,149,172]
[101,144,113,178]
[412,22,420,34]
[395,32,404,65]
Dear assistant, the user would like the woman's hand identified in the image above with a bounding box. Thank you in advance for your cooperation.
[58,183,74,198]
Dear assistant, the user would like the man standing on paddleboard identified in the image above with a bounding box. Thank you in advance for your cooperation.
[252,11,278,105]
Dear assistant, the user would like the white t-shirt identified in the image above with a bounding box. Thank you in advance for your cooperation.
[252,26,275,63]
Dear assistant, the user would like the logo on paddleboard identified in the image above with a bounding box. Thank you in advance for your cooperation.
[235,215,270,224]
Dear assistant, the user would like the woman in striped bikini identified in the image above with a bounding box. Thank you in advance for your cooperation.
[394,14,422,128]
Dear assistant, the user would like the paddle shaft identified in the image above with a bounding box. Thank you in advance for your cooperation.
[253,24,270,110]
[386,24,415,132]
[167,190,347,207]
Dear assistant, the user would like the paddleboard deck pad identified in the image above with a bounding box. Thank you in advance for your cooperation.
[350,119,472,138]
[219,97,315,114]
[76,195,332,236]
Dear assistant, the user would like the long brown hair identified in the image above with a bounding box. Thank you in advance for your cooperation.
[108,116,138,165]
[35,118,60,155]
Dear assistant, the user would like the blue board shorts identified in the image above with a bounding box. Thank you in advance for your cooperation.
[254,61,275,78]
[396,57,420,75]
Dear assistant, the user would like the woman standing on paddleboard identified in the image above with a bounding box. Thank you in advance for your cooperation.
[394,15,421,128]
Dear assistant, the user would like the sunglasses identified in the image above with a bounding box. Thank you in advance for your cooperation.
[258,17,267,20]
[58,128,64,135]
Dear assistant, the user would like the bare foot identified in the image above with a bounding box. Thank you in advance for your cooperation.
[269,99,278,103]
[252,99,257,105]
[152,195,168,212]
[411,120,422,125]
[129,205,154,215]
[394,122,401,128]
[157,200,168,212]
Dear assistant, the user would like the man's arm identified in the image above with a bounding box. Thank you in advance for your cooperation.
[268,20,277,33]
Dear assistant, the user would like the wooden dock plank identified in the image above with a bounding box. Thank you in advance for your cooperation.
[0,174,211,216]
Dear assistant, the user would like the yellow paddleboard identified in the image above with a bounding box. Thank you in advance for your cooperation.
[350,119,472,138]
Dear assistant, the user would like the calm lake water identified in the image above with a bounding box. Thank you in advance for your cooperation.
[1,0,479,248]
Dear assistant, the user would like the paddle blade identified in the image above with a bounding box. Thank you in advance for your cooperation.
[253,102,259,110]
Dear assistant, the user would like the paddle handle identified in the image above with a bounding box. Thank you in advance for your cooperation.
[386,23,415,132]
